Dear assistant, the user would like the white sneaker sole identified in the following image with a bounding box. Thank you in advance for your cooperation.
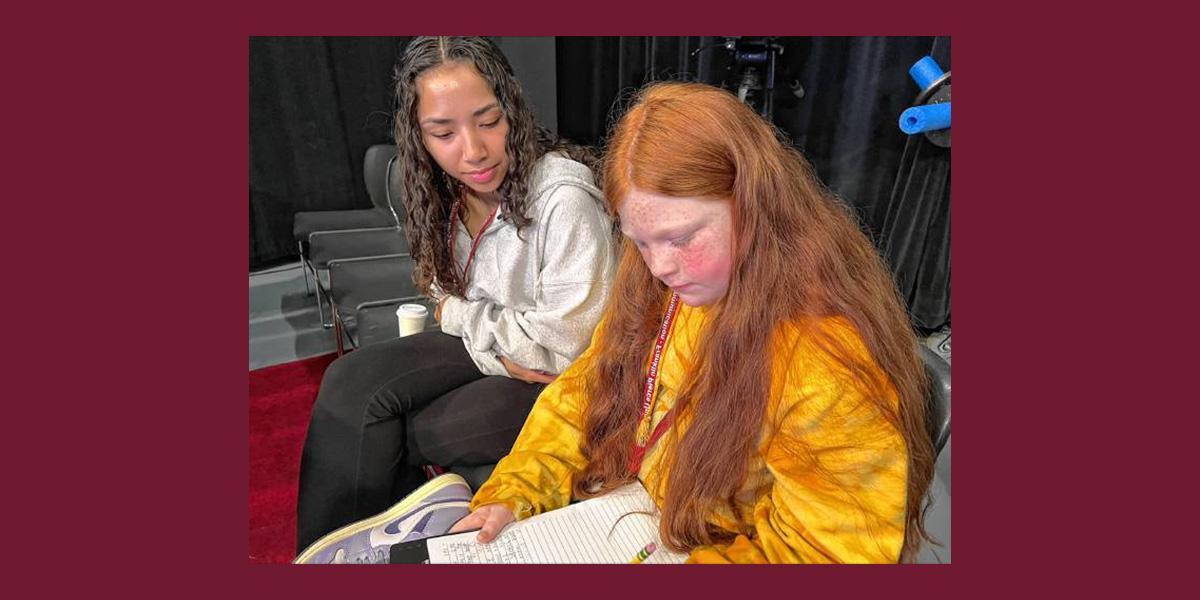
[294,473,470,564]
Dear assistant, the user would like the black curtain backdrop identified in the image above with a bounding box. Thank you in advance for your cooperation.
[555,37,715,144]
[555,36,950,330]
[880,37,951,331]
[250,36,408,269]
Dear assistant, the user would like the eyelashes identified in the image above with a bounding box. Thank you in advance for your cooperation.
[628,233,696,250]
[670,233,695,248]
[428,119,502,140]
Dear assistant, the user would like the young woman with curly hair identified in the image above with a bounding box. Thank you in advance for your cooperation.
[296,37,614,554]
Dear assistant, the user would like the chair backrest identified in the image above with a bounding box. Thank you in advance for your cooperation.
[919,345,951,456]
[363,144,403,223]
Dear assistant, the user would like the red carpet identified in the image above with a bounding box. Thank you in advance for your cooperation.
[249,352,338,564]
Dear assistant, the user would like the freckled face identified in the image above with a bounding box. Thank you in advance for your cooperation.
[617,187,735,306]
[415,63,510,195]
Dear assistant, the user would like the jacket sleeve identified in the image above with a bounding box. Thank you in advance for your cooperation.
[438,184,613,377]
[467,321,606,518]
[688,332,910,564]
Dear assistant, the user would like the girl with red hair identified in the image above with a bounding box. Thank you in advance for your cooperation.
[452,81,935,563]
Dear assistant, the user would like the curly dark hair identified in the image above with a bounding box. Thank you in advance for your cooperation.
[393,36,597,298]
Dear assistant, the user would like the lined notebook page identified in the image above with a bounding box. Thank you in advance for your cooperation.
[426,482,688,564]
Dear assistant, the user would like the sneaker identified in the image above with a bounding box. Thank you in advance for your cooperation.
[295,473,472,564]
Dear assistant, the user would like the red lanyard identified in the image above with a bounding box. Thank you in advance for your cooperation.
[628,292,681,475]
[447,196,499,285]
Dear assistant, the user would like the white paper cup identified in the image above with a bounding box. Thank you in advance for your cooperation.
[396,303,429,337]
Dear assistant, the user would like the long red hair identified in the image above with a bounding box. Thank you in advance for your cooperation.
[572,82,934,560]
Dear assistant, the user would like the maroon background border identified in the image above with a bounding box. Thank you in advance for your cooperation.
[8,0,1129,595]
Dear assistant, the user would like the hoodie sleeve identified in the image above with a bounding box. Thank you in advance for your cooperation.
[438,183,614,376]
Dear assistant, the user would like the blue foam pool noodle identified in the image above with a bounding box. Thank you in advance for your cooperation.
[909,56,945,91]
[899,102,951,134]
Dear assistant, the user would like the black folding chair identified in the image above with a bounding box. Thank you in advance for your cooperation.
[293,144,406,326]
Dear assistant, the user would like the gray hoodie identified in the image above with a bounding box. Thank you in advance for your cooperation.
[436,153,615,377]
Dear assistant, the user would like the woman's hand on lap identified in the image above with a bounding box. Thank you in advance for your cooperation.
[435,297,448,322]
[499,356,557,384]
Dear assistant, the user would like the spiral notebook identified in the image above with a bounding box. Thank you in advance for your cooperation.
[425,481,688,564]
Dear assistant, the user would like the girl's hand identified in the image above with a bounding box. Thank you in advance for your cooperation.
[448,503,516,543]
[499,356,556,384]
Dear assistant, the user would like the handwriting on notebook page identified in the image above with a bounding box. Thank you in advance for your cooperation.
[426,482,688,564]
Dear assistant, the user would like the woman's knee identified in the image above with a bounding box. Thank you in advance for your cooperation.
[310,350,385,422]
[314,353,358,401]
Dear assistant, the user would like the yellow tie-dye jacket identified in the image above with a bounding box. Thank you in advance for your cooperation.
[470,302,909,563]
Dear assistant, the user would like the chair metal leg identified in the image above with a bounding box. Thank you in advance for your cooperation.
[347,316,360,350]
[333,303,345,357]
[315,277,333,329]
[298,241,313,296]
[332,303,362,356]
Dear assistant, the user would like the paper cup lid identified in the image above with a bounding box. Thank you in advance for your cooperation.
[397,303,428,316]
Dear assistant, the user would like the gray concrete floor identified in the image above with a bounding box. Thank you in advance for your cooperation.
[249,263,337,370]
[249,264,951,563]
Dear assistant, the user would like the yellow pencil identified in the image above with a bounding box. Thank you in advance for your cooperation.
[629,542,658,564]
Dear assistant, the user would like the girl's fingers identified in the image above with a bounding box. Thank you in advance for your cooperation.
[477,515,501,542]
[448,511,485,533]
[476,508,514,543]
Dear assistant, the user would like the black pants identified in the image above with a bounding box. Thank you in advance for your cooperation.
[295,331,544,553]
